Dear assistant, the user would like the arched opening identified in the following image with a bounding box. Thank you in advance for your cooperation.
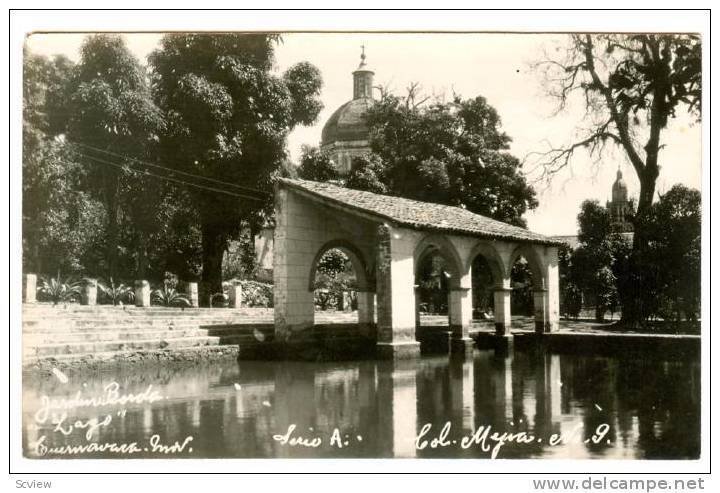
[471,255,496,320]
[308,240,374,332]
[416,250,451,318]
[467,243,506,327]
[414,236,463,329]
[509,245,546,331]
[510,256,535,319]
[312,248,359,313]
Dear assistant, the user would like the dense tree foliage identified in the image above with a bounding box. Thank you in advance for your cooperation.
[368,94,537,226]
[560,188,699,326]
[638,185,701,323]
[563,201,627,321]
[22,51,109,275]
[301,93,537,227]
[297,145,340,183]
[149,34,323,297]
[63,35,165,277]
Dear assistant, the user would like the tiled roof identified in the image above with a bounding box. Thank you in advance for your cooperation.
[280,178,563,245]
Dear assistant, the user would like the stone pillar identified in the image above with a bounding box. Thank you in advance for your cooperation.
[23,273,37,303]
[376,224,420,359]
[414,284,421,328]
[449,287,474,357]
[229,283,242,308]
[134,280,150,307]
[273,186,315,340]
[356,290,376,338]
[545,247,561,332]
[377,361,418,458]
[533,288,549,334]
[81,278,97,306]
[493,287,512,335]
[187,282,199,308]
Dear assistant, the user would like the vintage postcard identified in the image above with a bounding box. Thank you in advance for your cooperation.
[9,8,712,488]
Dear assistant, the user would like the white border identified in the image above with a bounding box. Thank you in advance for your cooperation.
[6,7,713,480]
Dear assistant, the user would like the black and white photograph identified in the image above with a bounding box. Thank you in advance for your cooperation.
[8,8,712,487]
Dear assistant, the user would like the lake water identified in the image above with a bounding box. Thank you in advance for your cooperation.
[22,348,700,459]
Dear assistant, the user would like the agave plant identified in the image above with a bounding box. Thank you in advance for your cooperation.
[151,286,191,307]
[98,278,135,306]
[37,274,81,306]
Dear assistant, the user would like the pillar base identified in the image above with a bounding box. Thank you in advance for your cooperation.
[449,337,475,358]
[377,341,421,360]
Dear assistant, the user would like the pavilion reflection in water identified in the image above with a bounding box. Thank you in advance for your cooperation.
[22,349,700,459]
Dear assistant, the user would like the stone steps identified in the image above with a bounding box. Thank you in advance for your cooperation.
[23,327,208,344]
[22,305,271,316]
[21,303,365,363]
[22,320,254,333]
[23,335,221,358]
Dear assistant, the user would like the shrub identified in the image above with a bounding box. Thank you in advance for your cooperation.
[238,280,273,308]
[562,282,583,320]
[98,278,135,305]
[151,286,191,307]
[37,274,81,305]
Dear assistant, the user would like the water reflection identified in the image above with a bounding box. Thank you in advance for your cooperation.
[22,349,699,459]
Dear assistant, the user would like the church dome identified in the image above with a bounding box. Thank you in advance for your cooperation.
[321,97,374,145]
[321,48,375,147]
[612,169,628,203]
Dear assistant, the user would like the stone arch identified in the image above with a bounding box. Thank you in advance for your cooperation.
[508,243,546,288]
[308,239,372,291]
[413,234,464,289]
[466,241,507,287]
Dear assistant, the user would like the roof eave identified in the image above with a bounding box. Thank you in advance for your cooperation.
[278,179,563,246]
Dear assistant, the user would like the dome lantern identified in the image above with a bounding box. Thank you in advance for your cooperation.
[352,45,374,100]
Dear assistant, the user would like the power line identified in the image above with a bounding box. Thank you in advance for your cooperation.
[67,140,271,198]
[71,152,266,201]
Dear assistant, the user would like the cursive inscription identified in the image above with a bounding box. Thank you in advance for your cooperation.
[416,422,611,459]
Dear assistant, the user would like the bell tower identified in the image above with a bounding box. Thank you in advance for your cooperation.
[607,167,635,232]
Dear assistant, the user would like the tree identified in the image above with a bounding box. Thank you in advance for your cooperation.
[345,153,389,195]
[66,34,164,278]
[536,34,700,213]
[642,185,701,324]
[297,145,340,182]
[313,249,356,311]
[558,243,582,319]
[23,51,111,276]
[149,34,323,298]
[364,93,537,226]
[303,92,537,226]
[535,34,701,323]
[569,200,629,321]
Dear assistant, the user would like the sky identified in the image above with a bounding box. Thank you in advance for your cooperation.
[25,32,702,236]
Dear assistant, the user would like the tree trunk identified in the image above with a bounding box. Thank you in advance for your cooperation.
[136,239,148,281]
[622,168,659,327]
[200,224,226,306]
[105,193,119,279]
[104,172,120,279]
